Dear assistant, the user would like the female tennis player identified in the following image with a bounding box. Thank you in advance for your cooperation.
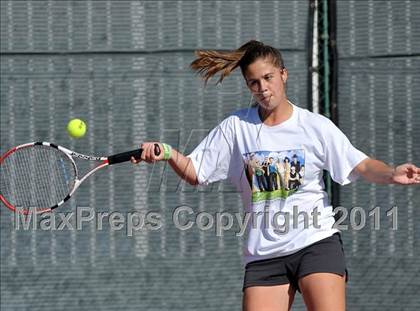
[132,40,420,311]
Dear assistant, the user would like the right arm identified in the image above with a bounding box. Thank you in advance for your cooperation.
[132,142,198,186]
[168,148,199,186]
[136,117,236,186]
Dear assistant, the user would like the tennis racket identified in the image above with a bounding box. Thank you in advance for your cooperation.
[0,142,160,214]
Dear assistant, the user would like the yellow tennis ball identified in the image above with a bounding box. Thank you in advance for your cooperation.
[67,119,87,138]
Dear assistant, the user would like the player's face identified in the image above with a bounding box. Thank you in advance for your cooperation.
[244,57,288,111]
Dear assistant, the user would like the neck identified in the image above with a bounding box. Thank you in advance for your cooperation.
[258,98,292,126]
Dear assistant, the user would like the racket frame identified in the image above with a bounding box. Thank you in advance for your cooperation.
[1,142,108,214]
[1,141,155,214]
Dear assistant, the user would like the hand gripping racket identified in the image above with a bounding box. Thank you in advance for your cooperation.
[0,142,160,214]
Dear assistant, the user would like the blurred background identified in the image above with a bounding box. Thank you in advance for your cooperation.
[1,1,419,310]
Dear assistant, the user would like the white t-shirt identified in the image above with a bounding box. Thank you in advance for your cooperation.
[187,103,368,264]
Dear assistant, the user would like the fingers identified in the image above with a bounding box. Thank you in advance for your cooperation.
[406,164,420,177]
[411,165,420,183]
[140,142,163,163]
[130,142,163,165]
[130,156,141,164]
[413,164,420,175]
[399,163,420,184]
[141,143,155,162]
[405,163,420,172]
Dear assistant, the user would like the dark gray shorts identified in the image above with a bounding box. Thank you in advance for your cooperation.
[243,233,348,293]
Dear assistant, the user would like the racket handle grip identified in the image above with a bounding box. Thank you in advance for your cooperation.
[107,144,161,165]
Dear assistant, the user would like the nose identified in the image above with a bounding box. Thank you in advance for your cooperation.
[256,80,268,94]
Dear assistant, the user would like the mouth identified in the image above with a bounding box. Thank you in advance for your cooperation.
[259,95,272,103]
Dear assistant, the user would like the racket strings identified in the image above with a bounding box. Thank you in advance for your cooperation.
[0,145,76,211]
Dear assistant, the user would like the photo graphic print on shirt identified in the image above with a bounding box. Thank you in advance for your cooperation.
[244,149,305,203]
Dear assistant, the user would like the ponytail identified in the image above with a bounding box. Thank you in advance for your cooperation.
[190,50,244,84]
[190,40,285,85]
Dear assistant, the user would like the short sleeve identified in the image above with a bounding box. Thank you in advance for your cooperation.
[187,117,235,185]
[322,118,368,185]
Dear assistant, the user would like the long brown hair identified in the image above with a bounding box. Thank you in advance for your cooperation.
[190,40,285,85]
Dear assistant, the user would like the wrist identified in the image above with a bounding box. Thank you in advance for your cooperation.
[162,143,172,160]
[390,166,397,184]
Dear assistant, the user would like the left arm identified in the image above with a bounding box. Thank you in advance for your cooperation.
[354,158,420,185]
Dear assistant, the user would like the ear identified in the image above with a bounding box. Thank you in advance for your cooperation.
[281,68,288,83]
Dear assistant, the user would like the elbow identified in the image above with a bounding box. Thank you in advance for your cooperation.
[187,177,199,186]
[354,158,369,180]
